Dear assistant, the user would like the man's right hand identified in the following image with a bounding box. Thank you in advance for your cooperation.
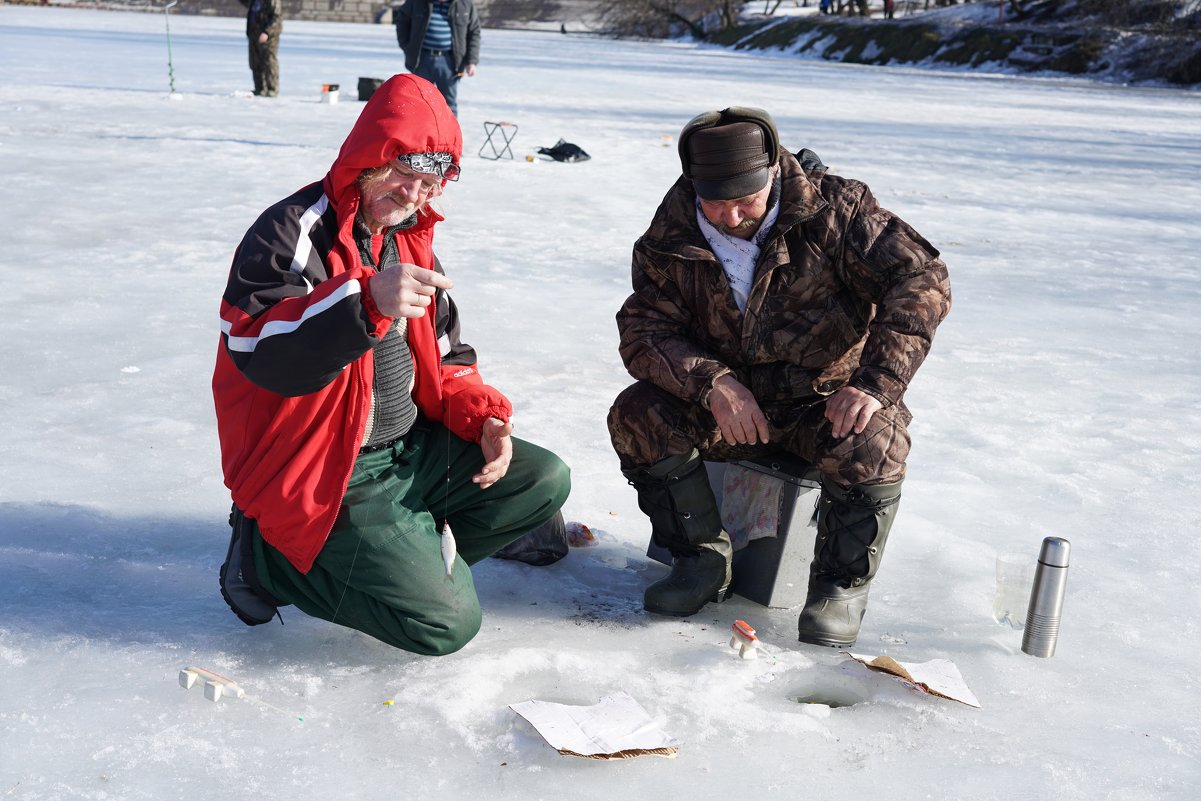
[368,263,454,319]
[708,375,770,446]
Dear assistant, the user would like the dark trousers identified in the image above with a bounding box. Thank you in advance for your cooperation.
[608,380,911,487]
[253,422,570,655]
[413,48,460,116]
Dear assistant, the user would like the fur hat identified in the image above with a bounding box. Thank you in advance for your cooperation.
[678,107,780,200]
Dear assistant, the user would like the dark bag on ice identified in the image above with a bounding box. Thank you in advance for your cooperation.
[537,139,591,163]
[491,510,569,566]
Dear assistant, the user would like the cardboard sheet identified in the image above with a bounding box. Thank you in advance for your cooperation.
[510,691,681,759]
[848,653,981,708]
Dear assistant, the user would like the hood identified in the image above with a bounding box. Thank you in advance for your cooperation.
[322,74,463,227]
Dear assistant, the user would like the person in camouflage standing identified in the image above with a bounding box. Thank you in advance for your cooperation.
[240,0,283,97]
[609,107,951,648]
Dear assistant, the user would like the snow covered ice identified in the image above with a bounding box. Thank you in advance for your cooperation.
[1,6,1199,799]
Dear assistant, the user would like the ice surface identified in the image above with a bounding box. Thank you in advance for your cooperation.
[0,7,1198,800]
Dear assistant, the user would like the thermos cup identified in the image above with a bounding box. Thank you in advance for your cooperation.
[1021,537,1071,657]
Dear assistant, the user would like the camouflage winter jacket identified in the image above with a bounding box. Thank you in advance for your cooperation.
[617,148,951,411]
[240,0,283,39]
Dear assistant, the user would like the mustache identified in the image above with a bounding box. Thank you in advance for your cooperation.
[718,215,761,234]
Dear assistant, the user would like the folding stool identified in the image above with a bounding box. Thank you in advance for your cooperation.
[479,121,518,160]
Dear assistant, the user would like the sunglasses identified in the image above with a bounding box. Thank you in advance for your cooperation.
[394,152,461,182]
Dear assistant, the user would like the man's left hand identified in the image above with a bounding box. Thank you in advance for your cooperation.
[824,386,883,439]
[474,418,512,489]
[463,64,477,78]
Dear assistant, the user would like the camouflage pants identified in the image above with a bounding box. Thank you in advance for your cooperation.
[608,380,911,487]
[248,33,280,96]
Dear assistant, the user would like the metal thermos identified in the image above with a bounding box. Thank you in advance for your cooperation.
[1021,537,1071,657]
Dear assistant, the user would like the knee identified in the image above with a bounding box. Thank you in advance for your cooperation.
[420,614,482,656]
[541,454,572,510]
[609,382,669,444]
[818,408,911,485]
[397,602,482,657]
[514,442,572,513]
[608,382,652,437]
[608,381,695,466]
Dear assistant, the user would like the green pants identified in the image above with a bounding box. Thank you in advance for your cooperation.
[254,421,570,655]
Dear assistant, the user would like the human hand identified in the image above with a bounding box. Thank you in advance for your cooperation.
[368,263,454,319]
[824,386,883,439]
[709,375,770,445]
[464,64,477,78]
[258,32,268,44]
[475,418,513,489]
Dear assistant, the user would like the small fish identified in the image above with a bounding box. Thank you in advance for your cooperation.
[440,522,457,578]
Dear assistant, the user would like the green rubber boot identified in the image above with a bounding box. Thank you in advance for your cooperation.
[624,450,732,617]
[797,479,902,648]
[643,532,733,616]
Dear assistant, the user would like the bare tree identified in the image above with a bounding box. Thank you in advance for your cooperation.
[600,0,745,39]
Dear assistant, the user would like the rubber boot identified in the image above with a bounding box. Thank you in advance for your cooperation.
[220,505,285,626]
[623,450,732,617]
[643,532,733,617]
[797,478,902,648]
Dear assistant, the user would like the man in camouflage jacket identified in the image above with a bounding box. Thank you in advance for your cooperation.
[609,107,951,647]
[239,0,283,97]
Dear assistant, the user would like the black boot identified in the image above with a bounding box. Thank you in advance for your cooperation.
[624,451,732,617]
[797,479,902,648]
[491,510,569,566]
[220,505,285,626]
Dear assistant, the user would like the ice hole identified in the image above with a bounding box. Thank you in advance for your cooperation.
[788,665,873,708]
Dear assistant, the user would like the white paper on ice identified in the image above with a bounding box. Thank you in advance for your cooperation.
[510,691,681,759]
[848,653,982,708]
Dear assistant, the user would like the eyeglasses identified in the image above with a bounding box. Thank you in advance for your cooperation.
[393,152,461,182]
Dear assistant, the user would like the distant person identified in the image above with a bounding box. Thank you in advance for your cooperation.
[394,0,481,117]
[213,74,571,655]
[609,107,951,648]
[884,0,897,19]
[239,0,282,97]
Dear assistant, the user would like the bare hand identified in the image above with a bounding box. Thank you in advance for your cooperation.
[709,375,770,445]
[464,64,477,78]
[368,263,454,319]
[824,386,883,439]
[258,32,268,44]
[474,418,513,489]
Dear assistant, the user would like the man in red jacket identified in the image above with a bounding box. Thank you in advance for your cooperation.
[212,74,570,655]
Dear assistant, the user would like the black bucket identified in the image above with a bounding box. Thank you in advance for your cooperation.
[358,77,385,102]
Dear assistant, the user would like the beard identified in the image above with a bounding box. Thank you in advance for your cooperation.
[375,195,420,226]
[718,214,764,238]
[360,191,422,232]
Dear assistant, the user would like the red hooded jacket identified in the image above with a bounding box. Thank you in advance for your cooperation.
[212,75,511,573]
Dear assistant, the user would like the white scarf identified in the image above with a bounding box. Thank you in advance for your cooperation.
[696,198,780,314]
